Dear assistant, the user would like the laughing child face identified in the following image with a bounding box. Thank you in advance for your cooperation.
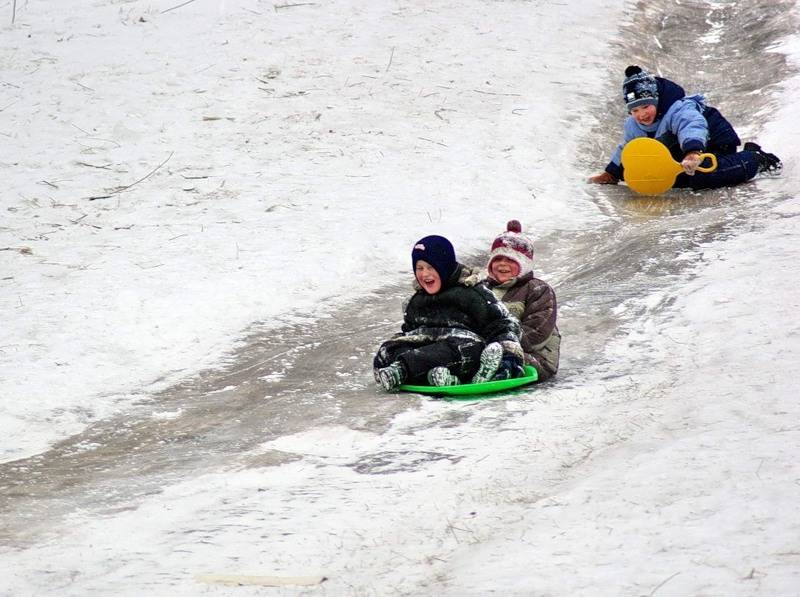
[415,260,442,295]
[489,255,521,284]
[630,103,657,126]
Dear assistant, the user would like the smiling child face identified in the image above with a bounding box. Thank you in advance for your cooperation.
[489,256,521,284]
[630,103,657,126]
[415,260,442,295]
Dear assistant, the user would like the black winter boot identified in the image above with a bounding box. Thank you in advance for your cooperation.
[744,142,782,174]
[471,342,503,384]
[376,361,407,391]
[427,366,459,387]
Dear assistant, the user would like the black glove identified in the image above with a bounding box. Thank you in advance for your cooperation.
[492,355,525,381]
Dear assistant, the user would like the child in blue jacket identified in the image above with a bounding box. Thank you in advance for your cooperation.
[589,65,781,190]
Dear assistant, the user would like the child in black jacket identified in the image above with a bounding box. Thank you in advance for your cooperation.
[373,235,524,391]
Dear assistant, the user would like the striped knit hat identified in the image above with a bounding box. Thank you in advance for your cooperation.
[487,220,534,277]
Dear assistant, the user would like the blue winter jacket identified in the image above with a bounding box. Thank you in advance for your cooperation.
[605,77,740,180]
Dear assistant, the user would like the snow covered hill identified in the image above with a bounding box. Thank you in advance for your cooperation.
[2,0,799,595]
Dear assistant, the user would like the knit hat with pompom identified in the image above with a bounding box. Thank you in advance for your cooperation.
[487,220,535,277]
[622,65,658,111]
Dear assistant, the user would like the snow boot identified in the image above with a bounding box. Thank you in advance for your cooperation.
[427,366,459,387]
[744,142,782,175]
[471,342,503,384]
[376,361,406,391]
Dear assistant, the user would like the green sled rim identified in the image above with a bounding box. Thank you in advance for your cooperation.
[398,365,538,397]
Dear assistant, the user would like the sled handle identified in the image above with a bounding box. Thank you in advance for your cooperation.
[695,152,718,173]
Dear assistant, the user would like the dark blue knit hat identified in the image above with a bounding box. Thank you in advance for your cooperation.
[622,65,658,110]
[411,235,457,282]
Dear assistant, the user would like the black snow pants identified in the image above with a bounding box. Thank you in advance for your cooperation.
[373,336,486,384]
[672,151,760,190]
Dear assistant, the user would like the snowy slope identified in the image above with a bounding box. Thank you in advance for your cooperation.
[2,0,800,596]
[2,0,614,460]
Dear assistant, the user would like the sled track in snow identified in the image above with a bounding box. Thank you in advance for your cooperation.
[0,0,796,547]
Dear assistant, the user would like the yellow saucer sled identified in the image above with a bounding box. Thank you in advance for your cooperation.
[621,137,717,195]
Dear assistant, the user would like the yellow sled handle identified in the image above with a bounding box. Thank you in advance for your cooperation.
[695,153,717,173]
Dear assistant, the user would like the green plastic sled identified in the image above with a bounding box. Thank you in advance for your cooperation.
[398,365,538,398]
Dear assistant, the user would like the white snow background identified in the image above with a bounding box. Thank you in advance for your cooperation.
[2,0,800,595]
